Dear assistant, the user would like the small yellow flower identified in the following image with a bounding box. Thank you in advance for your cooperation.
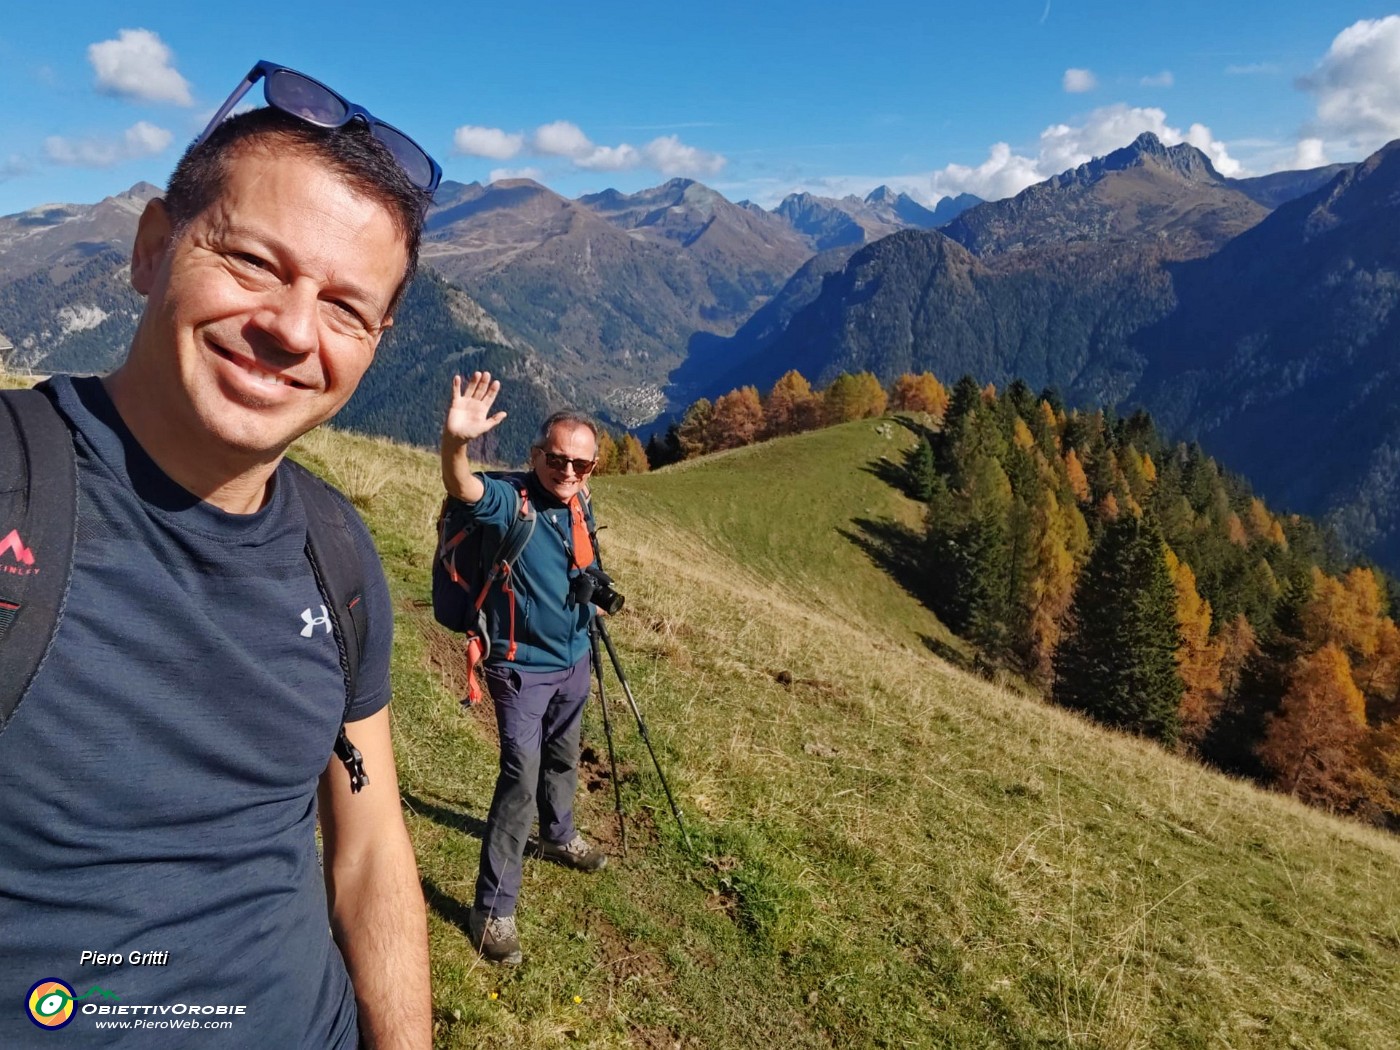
[572,995,582,1004]
[488,992,498,1001]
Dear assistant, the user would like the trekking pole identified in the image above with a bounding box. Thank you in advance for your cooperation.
[594,618,694,853]
[588,621,627,858]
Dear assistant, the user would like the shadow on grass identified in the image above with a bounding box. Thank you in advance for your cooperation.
[401,790,488,840]
[919,634,974,672]
[860,416,939,500]
[840,516,937,608]
[420,874,476,937]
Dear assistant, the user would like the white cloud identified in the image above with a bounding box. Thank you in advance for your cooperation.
[1299,16,1400,153]
[453,125,525,159]
[1063,68,1097,93]
[1292,137,1329,169]
[574,144,641,171]
[1140,71,1174,88]
[88,29,192,106]
[930,143,1046,202]
[640,136,726,177]
[489,166,544,183]
[43,121,173,167]
[457,118,726,177]
[531,120,594,158]
[930,104,1242,201]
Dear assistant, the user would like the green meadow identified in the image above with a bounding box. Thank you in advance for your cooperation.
[294,418,1400,1049]
[6,361,1397,1048]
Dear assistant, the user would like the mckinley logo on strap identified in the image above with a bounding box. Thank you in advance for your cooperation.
[300,605,331,638]
[0,528,39,577]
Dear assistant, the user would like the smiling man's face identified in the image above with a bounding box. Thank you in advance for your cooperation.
[127,140,408,464]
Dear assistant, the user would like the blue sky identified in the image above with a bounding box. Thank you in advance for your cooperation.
[3,2,1400,215]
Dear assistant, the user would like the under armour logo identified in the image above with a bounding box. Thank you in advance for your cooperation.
[300,605,331,638]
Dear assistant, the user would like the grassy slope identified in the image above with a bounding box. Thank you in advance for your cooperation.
[295,420,1394,1048]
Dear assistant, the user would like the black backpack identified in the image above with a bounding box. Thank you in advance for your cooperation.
[0,384,373,792]
[433,473,537,704]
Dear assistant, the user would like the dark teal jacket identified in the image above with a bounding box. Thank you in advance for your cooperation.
[464,471,597,672]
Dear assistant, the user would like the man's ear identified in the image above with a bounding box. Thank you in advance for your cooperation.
[130,198,173,296]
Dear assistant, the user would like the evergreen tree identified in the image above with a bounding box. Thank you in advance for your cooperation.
[645,425,683,469]
[907,436,937,503]
[1054,514,1184,744]
[1204,571,1313,777]
[959,454,1016,660]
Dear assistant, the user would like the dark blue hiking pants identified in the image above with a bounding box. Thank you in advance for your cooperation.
[474,654,591,917]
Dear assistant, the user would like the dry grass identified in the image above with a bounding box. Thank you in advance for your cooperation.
[320,419,1400,1048]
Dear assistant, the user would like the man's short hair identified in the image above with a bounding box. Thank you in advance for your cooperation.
[164,108,432,315]
[532,411,600,452]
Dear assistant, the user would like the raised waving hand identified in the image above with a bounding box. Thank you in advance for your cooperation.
[441,371,508,502]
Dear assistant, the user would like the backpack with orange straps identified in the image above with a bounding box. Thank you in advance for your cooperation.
[432,473,537,704]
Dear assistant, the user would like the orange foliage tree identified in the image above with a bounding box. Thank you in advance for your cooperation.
[1165,548,1225,747]
[1024,488,1079,684]
[708,386,764,451]
[762,370,822,438]
[593,430,618,475]
[615,434,649,474]
[888,372,948,420]
[1063,448,1090,503]
[823,372,887,423]
[1258,643,1369,809]
[676,398,714,459]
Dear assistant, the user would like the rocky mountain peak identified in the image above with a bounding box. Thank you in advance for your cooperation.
[1088,132,1221,185]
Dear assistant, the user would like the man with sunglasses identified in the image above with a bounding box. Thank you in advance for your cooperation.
[440,372,610,966]
[0,63,435,1047]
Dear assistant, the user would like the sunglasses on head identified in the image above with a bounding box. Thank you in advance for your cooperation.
[541,451,597,476]
[195,60,442,193]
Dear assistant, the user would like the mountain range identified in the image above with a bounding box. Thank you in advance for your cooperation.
[697,132,1399,567]
[3,137,1394,567]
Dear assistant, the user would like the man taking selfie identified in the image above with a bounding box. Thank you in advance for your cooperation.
[0,62,436,1048]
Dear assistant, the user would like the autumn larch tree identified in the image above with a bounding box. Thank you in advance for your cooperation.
[823,371,888,424]
[888,371,949,420]
[1257,642,1369,810]
[1165,547,1225,749]
[593,429,618,474]
[676,398,714,459]
[615,434,650,474]
[708,386,764,451]
[762,370,822,438]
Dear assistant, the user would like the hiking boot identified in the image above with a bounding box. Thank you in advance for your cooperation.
[467,909,522,966]
[538,833,608,872]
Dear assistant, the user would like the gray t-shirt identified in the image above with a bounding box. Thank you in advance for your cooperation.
[0,377,392,1047]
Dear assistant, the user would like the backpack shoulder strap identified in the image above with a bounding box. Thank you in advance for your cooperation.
[489,472,537,578]
[285,460,371,793]
[0,385,79,733]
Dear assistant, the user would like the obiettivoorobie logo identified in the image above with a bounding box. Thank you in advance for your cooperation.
[26,979,75,1030]
[25,980,120,1031]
